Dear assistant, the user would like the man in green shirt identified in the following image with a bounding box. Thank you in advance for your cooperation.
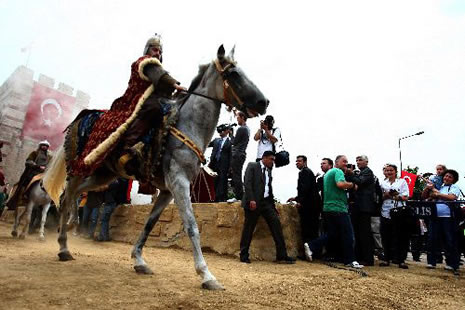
[304,155,363,268]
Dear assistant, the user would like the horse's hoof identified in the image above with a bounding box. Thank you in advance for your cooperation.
[134,265,154,275]
[58,251,74,261]
[18,234,26,240]
[201,280,225,291]
[11,231,17,238]
[38,236,45,242]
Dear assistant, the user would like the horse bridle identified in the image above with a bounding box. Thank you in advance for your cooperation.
[170,58,246,165]
[181,58,245,110]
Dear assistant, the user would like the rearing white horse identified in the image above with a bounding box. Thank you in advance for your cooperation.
[43,45,268,290]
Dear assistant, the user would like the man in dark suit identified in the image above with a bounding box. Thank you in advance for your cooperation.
[239,151,295,264]
[208,124,232,202]
[345,155,376,266]
[287,155,322,248]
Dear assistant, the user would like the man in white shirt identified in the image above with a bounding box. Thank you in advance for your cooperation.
[253,115,281,161]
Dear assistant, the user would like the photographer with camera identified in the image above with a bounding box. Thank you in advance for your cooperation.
[254,115,281,162]
[208,124,232,202]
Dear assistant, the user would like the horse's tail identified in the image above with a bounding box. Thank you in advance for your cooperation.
[42,144,67,207]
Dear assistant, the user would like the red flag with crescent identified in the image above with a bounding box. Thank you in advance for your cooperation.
[401,170,418,197]
[21,82,76,150]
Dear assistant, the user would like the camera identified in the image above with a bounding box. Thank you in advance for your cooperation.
[216,123,237,133]
[262,115,274,129]
[347,164,355,170]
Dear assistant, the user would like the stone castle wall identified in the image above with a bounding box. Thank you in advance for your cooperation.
[109,202,302,261]
[1,202,303,261]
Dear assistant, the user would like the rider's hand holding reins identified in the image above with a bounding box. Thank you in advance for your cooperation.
[174,84,187,92]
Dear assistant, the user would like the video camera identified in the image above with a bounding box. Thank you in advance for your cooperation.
[216,123,237,134]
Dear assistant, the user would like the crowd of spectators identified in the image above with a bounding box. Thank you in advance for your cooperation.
[289,157,463,275]
[205,114,463,273]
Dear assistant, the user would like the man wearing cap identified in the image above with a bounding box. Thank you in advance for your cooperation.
[208,124,232,202]
[6,140,52,210]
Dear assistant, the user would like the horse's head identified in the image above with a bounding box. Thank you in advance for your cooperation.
[214,45,269,118]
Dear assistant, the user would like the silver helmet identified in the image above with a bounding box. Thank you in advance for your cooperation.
[143,33,163,56]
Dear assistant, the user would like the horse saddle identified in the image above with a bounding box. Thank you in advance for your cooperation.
[24,173,44,193]
[116,102,179,181]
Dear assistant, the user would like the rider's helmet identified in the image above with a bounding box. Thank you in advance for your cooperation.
[143,33,163,62]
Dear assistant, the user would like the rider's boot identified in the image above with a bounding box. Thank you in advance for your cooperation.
[118,142,144,180]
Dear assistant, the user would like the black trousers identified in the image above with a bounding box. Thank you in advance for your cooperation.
[298,207,320,245]
[380,216,410,263]
[410,219,427,260]
[214,167,228,202]
[427,217,460,269]
[240,198,288,260]
[351,211,374,265]
[231,153,246,200]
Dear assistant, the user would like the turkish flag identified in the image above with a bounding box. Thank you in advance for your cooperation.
[401,171,418,197]
[21,82,76,150]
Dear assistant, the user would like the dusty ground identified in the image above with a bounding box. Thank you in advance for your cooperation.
[0,222,464,310]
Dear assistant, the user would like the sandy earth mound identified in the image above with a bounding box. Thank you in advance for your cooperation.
[0,222,463,310]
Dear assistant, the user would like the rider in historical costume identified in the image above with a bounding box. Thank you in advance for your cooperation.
[6,140,52,210]
[123,34,186,151]
[71,34,186,178]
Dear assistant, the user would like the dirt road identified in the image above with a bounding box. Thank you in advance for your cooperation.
[0,222,463,309]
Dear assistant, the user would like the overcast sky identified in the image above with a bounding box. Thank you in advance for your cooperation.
[1,0,464,202]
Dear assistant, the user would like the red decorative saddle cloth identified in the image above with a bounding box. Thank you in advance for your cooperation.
[69,56,155,177]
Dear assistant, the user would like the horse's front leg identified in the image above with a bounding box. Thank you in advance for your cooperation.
[169,176,224,290]
[66,207,78,233]
[19,201,34,239]
[11,207,21,237]
[131,190,173,274]
[38,202,51,241]
[57,177,81,261]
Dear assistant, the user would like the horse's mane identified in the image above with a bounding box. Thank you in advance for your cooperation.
[188,63,209,92]
[175,63,209,107]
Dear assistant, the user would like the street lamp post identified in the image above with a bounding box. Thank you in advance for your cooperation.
[398,131,424,172]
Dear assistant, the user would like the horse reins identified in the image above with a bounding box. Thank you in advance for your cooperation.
[180,90,223,104]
